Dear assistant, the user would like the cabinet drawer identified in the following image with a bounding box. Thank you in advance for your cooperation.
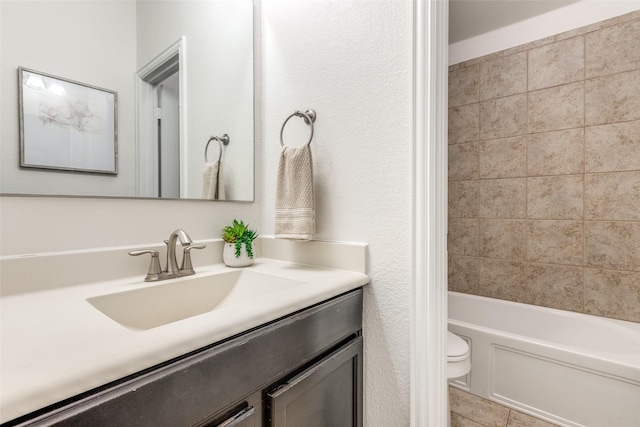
[267,337,363,427]
[11,289,363,427]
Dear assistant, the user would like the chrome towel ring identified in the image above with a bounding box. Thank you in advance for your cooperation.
[204,134,230,163]
[280,109,317,147]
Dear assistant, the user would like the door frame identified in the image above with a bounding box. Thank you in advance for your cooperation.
[412,0,449,426]
[135,37,188,198]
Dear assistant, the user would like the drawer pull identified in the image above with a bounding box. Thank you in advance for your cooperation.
[215,405,255,427]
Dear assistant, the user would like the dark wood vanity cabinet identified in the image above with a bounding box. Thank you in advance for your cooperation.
[7,289,363,427]
[266,338,362,427]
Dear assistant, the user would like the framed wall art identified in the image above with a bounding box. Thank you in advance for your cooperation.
[18,67,118,174]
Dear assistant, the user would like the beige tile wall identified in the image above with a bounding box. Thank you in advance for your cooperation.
[448,11,640,323]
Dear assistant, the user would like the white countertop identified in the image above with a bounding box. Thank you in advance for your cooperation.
[0,248,369,423]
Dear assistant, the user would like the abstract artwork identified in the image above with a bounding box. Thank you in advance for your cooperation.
[18,67,118,174]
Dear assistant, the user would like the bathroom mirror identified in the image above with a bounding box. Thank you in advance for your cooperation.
[0,0,254,201]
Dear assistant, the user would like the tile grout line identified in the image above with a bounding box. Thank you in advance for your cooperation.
[475,62,482,296]
[581,33,587,313]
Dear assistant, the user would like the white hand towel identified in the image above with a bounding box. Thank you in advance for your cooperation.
[202,161,226,200]
[275,144,315,240]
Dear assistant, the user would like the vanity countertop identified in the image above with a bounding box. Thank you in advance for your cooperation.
[0,254,369,424]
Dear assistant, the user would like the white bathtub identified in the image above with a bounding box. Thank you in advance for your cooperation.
[448,291,640,427]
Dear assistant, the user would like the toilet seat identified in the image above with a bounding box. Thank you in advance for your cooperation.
[447,331,471,379]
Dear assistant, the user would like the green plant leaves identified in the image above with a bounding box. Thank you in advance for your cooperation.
[222,219,258,258]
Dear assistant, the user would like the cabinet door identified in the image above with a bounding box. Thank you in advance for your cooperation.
[267,337,363,427]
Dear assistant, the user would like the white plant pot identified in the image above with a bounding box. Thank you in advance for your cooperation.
[223,242,254,267]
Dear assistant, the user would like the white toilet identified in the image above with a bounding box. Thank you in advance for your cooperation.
[447,331,470,379]
[447,331,471,427]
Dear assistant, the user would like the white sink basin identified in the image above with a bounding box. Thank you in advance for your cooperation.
[87,270,305,331]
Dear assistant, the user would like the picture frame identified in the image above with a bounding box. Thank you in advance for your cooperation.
[18,67,118,175]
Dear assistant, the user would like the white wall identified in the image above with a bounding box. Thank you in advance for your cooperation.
[1,0,414,425]
[0,195,261,255]
[261,1,414,425]
[450,0,640,65]
[0,1,138,196]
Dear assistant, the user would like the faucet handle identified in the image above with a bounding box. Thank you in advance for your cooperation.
[128,249,162,281]
[181,244,207,275]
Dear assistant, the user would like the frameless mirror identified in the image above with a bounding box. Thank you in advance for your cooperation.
[0,0,254,201]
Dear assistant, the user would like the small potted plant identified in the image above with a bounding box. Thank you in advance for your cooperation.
[222,219,258,267]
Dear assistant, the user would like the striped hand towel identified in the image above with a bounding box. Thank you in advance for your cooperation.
[275,144,315,240]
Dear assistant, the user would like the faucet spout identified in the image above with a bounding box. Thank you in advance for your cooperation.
[166,229,193,274]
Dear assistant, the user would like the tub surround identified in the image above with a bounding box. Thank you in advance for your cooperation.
[448,10,640,323]
[0,238,369,423]
[448,292,640,427]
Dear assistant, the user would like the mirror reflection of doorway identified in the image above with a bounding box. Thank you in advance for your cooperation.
[155,72,180,198]
[136,37,186,199]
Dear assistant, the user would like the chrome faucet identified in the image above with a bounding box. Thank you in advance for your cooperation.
[129,229,206,282]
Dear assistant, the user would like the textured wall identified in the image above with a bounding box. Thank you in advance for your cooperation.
[261,1,413,425]
[448,10,640,323]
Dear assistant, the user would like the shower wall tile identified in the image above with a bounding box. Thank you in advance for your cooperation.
[527,220,583,266]
[479,52,527,100]
[585,221,640,271]
[524,34,558,51]
[449,142,479,181]
[478,178,526,219]
[478,136,526,179]
[449,103,480,144]
[585,120,640,173]
[448,11,640,323]
[526,263,584,312]
[585,172,640,221]
[528,36,584,91]
[480,94,527,139]
[621,9,640,23]
[585,268,640,322]
[527,175,583,220]
[527,129,584,176]
[449,387,511,427]
[586,18,640,78]
[449,64,480,107]
[528,82,584,133]
[585,69,640,126]
[449,218,479,257]
[479,219,527,260]
[479,259,527,302]
[449,255,479,294]
[449,180,479,218]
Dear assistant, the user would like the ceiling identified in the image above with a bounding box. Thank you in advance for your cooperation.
[449,0,581,43]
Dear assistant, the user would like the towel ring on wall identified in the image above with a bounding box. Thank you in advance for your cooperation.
[280,109,317,147]
[204,134,230,163]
